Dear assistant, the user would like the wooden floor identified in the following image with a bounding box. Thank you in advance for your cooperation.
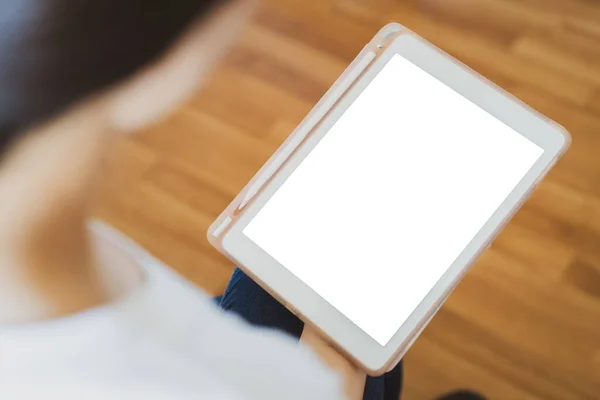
[97,0,600,399]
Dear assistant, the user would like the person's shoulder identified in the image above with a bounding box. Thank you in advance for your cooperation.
[86,220,345,400]
[0,379,245,400]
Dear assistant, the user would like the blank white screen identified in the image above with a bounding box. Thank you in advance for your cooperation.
[243,54,543,345]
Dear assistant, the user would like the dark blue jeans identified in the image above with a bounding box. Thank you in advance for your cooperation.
[217,268,403,400]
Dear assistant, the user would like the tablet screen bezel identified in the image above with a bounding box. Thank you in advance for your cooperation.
[218,32,569,372]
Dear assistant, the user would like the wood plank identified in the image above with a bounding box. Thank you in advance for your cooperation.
[417,0,558,44]
[564,257,600,301]
[518,179,586,230]
[240,25,348,87]
[445,267,600,391]
[520,28,600,65]
[419,308,598,400]
[588,90,600,116]
[511,36,600,87]
[136,108,272,191]
[492,223,575,279]
[208,67,312,129]
[384,6,595,106]
[255,3,375,61]
[405,334,547,400]
[565,16,600,40]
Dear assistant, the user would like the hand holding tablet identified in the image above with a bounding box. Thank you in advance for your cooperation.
[208,23,570,375]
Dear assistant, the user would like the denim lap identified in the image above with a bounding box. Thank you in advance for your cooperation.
[217,268,403,400]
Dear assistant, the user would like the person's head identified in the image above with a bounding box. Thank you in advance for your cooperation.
[0,0,255,248]
[1,0,255,136]
[0,1,256,317]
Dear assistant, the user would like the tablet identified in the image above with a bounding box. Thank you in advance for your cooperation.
[208,23,570,374]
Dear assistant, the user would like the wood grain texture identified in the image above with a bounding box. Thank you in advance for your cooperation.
[96,0,600,398]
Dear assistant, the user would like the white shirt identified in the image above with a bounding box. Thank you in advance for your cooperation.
[0,222,344,399]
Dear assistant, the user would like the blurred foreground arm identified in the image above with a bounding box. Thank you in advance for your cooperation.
[301,327,367,400]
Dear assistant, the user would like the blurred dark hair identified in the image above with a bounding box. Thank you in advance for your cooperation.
[0,0,226,152]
